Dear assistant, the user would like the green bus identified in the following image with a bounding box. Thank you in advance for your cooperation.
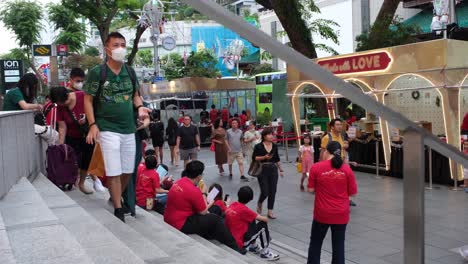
[255,71,287,114]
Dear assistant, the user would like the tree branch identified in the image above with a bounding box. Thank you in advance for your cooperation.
[255,0,273,10]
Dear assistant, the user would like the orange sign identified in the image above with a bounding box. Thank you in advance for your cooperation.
[317,51,392,75]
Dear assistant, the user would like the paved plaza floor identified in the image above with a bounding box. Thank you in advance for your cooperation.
[161,146,468,264]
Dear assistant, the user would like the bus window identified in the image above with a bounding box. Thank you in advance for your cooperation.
[259,92,272,104]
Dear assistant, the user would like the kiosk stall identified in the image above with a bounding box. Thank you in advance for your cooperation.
[140,77,256,145]
[288,39,468,183]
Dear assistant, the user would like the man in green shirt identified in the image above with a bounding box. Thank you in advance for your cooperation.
[83,32,149,223]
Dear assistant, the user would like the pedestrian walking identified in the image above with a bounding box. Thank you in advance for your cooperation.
[166,117,179,166]
[298,134,314,191]
[252,128,284,219]
[84,32,150,222]
[212,118,228,175]
[227,119,248,181]
[243,121,261,169]
[68,68,85,92]
[149,111,164,165]
[307,141,358,264]
[176,115,200,167]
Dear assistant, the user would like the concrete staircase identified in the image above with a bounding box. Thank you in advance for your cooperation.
[0,175,307,264]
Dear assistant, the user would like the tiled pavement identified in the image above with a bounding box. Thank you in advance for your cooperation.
[164,147,468,264]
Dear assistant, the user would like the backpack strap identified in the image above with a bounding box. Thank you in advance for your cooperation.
[124,63,138,96]
[92,64,107,110]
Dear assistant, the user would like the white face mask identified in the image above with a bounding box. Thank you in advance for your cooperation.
[110,47,126,62]
[73,82,83,90]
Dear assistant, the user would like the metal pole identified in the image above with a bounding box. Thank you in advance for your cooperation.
[285,136,289,162]
[375,139,382,179]
[153,36,159,76]
[403,128,425,264]
[426,147,433,190]
[49,44,59,87]
[450,0,457,24]
[236,59,239,80]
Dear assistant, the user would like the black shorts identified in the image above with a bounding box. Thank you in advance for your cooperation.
[152,137,164,148]
[65,136,94,170]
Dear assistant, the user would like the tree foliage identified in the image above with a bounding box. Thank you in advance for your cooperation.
[356,16,421,51]
[84,46,100,57]
[250,63,275,76]
[0,0,42,60]
[48,4,87,52]
[135,49,153,67]
[0,48,29,61]
[65,54,102,72]
[183,50,220,78]
[255,0,340,58]
[160,52,185,81]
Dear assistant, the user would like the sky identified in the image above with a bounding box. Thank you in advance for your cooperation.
[0,0,59,55]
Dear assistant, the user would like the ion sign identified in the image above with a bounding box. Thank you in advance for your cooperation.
[0,60,23,94]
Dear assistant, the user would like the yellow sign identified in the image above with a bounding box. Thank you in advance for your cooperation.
[33,45,52,56]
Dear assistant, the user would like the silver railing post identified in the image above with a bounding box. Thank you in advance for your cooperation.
[403,128,425,264]
[375,139,382,179]
[426,147,433,190]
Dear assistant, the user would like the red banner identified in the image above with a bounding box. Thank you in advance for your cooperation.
[317,51,392,75]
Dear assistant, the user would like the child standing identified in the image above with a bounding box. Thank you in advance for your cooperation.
[298,134,314,191]
[225,186,280,261]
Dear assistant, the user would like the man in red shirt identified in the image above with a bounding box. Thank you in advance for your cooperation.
[136,155,169,213]
[221,106,229,128]
[307,141,357,264]
[225,186,280,261]
[209,104,219,125]
[163,161,240,252]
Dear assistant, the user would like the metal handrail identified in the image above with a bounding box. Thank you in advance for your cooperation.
[182,0,468,169]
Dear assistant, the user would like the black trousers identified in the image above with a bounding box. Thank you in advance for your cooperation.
[243,221,271,249]
[307,220,347,264]
[181,214,239,252]
[257,164,279,210]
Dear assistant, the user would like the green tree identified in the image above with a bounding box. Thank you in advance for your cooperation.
[250,63,274,75]
[65,54,102,72]
[183,50,220,78]
[0,48,29,61]
[84,46,100,57]
[135,49,153,67]
[160,53,185,81]
[61,0,140,45]
[356,16,421,51]
[255,0,340,58]
[48,4,87,53]
[0,0,43,85]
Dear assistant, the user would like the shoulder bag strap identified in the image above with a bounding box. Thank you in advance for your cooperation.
[93,64,107,110]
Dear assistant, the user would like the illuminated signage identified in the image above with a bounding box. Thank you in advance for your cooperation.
[317,51,392,75]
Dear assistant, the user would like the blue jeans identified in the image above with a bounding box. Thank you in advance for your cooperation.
[307,220,347,264]
[156,194,167,204]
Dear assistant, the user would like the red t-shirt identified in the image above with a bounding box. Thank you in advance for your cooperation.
[137,162,145,176]
[136,168,161,207]
[46,91,86,139]
[221,109,229,122]
[240,114,247,126]
[225,201,258,249]
[462,113,468,131]
[214,199,227,213]
[164,177,207,230]
[308,160,357,225]
[210,109,218,124]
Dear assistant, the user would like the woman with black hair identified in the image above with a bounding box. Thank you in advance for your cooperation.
[252,128,284,219]
[212,118,228,175]
[307,141,358,264]
[164,160,241,253]
[166,117,179,166]
[3,73,42,111]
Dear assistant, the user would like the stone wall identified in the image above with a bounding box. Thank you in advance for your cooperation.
[0,111,46,198]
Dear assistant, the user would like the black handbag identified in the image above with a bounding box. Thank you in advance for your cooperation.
[248,161,262,177]
[66,109,89,136]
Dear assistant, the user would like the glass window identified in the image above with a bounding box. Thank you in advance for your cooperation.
[259,92,272,104]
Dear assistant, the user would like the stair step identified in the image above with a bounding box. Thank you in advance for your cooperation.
[0,211,16,264]
[68,193,170,263]
[32,174,145,264]
[0,177,93,264]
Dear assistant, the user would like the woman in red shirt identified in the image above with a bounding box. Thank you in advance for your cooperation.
[163,160,241,253]
[307,141,357,264]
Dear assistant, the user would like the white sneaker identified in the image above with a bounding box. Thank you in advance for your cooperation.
[93,178,106,192]
[260,248,280,261]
